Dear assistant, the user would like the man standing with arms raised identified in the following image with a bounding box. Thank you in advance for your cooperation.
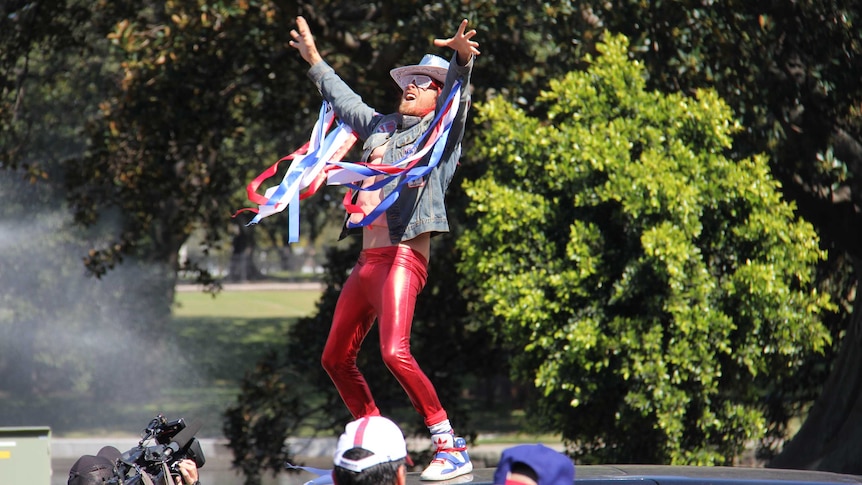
[289,15,479,481]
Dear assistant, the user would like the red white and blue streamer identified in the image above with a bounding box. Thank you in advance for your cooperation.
[236,79,462,241]
[235,102,357,242]
[325,79,462,228]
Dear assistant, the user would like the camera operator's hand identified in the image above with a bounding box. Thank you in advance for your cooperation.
[173,459,200,485]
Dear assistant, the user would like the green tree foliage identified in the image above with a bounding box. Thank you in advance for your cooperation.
[458,33,832,465]
[4,0,584,277]
[63,0,299,278]
[1,0,90,173]
[574,1,862,470]
[0,1,180,416]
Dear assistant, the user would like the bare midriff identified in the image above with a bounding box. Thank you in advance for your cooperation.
[353,142,431,262]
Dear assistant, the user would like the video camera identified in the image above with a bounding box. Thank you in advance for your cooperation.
[114,415,206,485]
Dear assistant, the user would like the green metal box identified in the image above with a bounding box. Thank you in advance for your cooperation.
[0,427,52,485]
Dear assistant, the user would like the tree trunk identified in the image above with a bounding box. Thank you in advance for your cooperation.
[767,72,862,471]
[769,258,862,472]
[227,216,263,282]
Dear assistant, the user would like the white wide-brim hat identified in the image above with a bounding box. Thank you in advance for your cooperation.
[390,54,448,87]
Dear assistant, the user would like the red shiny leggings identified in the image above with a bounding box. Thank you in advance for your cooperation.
[322,245,448,427]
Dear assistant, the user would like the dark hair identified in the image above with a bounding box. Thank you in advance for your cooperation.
[68,455,117,485]
[333,447,405,485]
[510,462,539,482]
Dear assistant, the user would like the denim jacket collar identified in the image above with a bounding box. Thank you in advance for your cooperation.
[401,114,422,129]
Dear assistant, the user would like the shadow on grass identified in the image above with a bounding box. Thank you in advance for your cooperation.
[172,316,296,383]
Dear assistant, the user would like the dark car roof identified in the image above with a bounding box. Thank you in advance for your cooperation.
[406,465,862,485]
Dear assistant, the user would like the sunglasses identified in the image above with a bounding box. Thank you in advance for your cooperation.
[398,74,438,90]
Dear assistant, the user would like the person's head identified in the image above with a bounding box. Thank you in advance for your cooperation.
[493,444,575,485]
[331,415,411,485]
[68,454,117,485]
[390,54,447,118]
[97,446,122,464]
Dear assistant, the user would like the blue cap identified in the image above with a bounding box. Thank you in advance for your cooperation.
[493,444,575,485]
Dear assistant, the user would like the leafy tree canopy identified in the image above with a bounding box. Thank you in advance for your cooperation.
[458,33,833,465]
[584,0,862,267]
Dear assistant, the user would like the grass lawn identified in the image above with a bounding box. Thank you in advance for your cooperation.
[159,288,324,437]
[53,287,550,443]
[173,288,321,318]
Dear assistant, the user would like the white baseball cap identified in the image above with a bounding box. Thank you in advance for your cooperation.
[333,416,409,473]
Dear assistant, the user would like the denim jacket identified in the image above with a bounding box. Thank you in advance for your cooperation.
[307,53,473,243]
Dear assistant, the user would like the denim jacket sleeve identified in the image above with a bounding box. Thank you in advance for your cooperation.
[307,61,383,141]
[438,52,473,153]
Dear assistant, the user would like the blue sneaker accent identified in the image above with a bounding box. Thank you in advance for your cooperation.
[420,435,473,481]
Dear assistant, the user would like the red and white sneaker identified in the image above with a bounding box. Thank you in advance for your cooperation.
[420,433,473,481]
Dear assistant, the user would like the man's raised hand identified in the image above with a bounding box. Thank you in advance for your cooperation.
[289,16,323,66]
[434,19,480,65]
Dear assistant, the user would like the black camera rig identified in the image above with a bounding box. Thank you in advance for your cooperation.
[112,415,206,485]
